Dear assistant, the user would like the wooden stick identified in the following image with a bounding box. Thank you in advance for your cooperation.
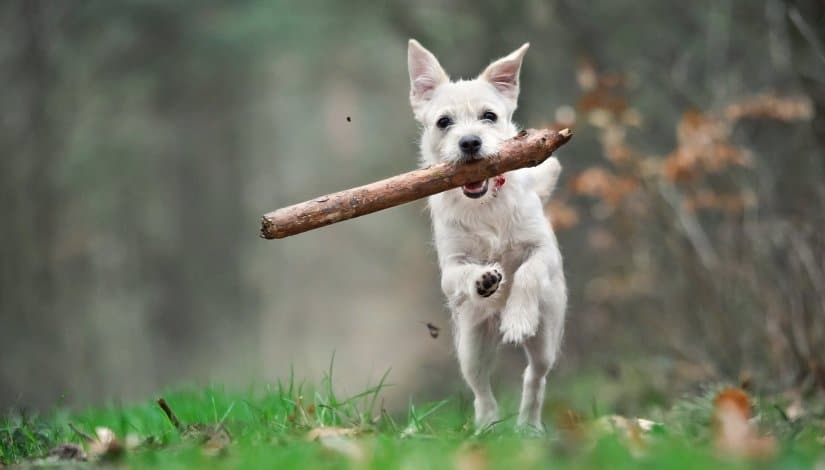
[260,127,572,239]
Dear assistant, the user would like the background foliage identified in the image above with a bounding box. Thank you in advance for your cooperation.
[1,0,823,411]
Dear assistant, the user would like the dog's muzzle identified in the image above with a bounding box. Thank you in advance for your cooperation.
[462,179,489,198]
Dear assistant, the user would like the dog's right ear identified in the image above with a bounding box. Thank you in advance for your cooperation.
[408,39,448,117]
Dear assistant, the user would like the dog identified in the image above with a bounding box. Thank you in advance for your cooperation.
[407,39,567,431]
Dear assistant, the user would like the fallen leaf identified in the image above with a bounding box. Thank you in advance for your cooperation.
[87,426,124,461]
[713,387,777,459]
[306,426,358,441]
[202,426,232,456]
[593,415,660,454]
[455,442,488,470]
[785,397,804,422]
[307,427,365,461]
[43,443,87,462]
[157,397,232,455]
[318,435,366,461]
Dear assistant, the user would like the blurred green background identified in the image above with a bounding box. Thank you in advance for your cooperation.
[1,0,823,410]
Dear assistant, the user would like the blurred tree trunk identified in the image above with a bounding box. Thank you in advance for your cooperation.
[0,0,65,402]
[783,0,825,389]
[784,0,825,170]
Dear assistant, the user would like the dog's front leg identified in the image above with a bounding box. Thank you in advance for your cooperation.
[440,261,503,324]
[499,248,553,344]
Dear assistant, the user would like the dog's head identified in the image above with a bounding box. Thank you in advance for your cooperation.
[408,39,528,198]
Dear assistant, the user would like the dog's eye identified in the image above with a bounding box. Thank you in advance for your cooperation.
[436,116,453,129]
[481,111,498,122]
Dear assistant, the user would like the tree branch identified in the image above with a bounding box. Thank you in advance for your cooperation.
[260,127,572,239]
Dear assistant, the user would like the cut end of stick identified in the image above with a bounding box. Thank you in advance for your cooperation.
[559,128,572,138]
[260,217,275,239]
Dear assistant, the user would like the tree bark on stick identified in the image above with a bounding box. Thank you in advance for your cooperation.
[260,127,572,239]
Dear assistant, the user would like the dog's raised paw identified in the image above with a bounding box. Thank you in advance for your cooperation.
[475,269,502,298]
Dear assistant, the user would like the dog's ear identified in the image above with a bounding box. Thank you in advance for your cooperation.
[408,39,449,116]
[479,43,529,104]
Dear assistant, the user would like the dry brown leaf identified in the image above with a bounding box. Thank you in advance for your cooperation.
[570,167,637,208]
[600,124,639,165]
[555,105,577,127]
[549,404,586,445]
[125,433,143,451]
[87,426,125,461]
[593,415,659,456]
[571,167,613,197]
[307,427,365,461]
[306,426,359,441]
[576,58,598,91]
[683,189,755,215]
[664,109,754,184]
[319,435,366,461]
[43,443,88,463]
[200,426,232,456]
[725,93,813,122]
[156,397,232,455]
[594,415,657,434]
[587,227,616,251]
[713,387,777,459]
[455,442,488,470]
[546,200,579,231]
[785,397,805,422]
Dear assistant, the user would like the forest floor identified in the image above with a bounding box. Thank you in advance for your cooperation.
[2,365,824,469]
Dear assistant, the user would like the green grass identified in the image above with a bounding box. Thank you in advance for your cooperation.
[2,367,824,469]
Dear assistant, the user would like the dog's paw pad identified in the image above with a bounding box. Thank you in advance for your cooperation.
[475,270,502,298]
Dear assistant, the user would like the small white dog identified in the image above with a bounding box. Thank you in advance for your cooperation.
[407,39,567,431]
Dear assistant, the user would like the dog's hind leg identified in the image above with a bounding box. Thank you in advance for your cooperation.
[517,283,565,430]
[454,316,500,429]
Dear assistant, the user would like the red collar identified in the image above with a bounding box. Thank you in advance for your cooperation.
[492,174,506,197]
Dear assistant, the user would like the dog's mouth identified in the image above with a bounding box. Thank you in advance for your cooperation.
[462,179,489,199]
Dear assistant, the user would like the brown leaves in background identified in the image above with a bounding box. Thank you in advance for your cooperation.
[662,110,752,184]
[577,58,629,117]
[570,167,638,208]
[725,93,813,122]
[713,388,777,459]
[682,189,756,215]
[546,200,579,231]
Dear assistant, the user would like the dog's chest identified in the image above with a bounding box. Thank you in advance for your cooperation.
[448,207,531,268]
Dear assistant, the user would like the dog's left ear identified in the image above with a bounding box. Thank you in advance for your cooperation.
[479,43,529,104]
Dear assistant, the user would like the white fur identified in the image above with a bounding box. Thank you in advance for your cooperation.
[408,39,567,431]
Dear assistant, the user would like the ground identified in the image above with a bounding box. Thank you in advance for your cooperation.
[2,366,824,468]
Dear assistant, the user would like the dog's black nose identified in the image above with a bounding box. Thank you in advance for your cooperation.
[459,135,482,155]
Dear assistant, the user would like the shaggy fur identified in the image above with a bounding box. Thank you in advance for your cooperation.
[407,39,567,430]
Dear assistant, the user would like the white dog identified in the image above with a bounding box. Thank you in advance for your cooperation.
[407,39,567,431]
